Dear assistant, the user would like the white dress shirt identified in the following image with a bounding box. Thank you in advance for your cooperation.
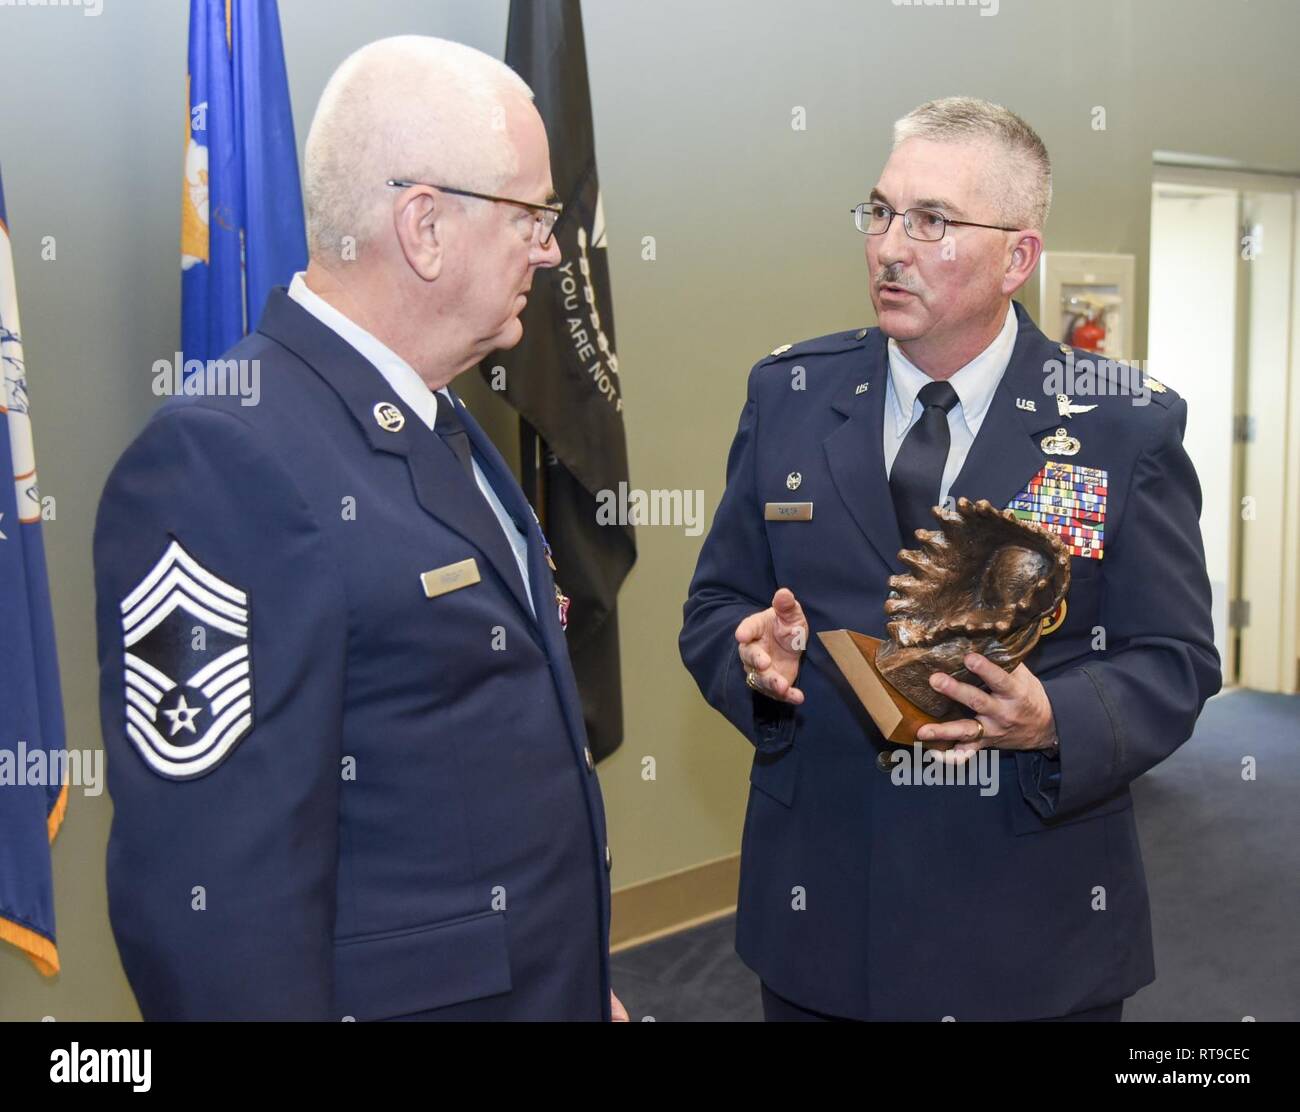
[883,301,1018,506]
[287,273,535,617]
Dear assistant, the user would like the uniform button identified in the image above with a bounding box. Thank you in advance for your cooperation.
[605,845,613,871]
[584,746,595,772]
[876,749,897,772]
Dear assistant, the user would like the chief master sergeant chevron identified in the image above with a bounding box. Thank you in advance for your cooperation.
[680,97,1220,1022]
[94,37,626,1021]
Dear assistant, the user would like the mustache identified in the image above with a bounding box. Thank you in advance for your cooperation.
[874,265,922,294]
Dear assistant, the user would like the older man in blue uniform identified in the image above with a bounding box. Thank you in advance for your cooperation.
[95,37,622,1021]
[680,97,1220,1021]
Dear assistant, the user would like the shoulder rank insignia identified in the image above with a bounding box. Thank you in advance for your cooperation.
[770,343,793,357]
[1144,375,1168,394]
[119,539,254,779]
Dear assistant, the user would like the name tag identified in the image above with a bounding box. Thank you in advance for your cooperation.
[764,502,813,521]
[420,558,481,598]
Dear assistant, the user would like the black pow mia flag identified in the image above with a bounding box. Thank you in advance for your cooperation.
[487,0,635,762]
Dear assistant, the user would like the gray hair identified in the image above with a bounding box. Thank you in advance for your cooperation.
[303,35,534,260]
[892,96,1052,231]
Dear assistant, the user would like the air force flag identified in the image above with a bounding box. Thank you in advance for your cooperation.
[182,0,305,362]
[120,539,254,780]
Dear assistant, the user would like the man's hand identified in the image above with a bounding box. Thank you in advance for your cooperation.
[916,652,1058,762]
[611,989,629,1022]
[734,588,809,705]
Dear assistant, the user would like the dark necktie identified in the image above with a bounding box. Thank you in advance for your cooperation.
[434,390,533,539]
[433,390,475,479]
[889,379,960,545]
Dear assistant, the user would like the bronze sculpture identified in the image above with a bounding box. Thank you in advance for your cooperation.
[818,497,1070,745]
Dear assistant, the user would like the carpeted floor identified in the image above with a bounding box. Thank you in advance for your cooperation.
[610,689,1299,1021]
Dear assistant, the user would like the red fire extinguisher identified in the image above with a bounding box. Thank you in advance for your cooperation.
[1071,311,1106,352]
[1065,294,1116,353]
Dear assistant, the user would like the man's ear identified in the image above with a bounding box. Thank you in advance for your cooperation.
[392,188,444,282]
[1002,229,1043,297]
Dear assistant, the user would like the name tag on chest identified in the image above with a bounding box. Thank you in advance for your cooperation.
[764,502,814,521]
[421,558,482,598]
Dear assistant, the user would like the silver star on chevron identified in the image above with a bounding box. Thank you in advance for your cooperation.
[162,694,203,736]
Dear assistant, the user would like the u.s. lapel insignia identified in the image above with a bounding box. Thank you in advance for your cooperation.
[786,472,802,491]
[1008,461,1108,560]
[119,539,254,780]
[373,401,405,432]
[855,382,869,395]
[1057,394,1097,418]
[1041,427,1080,457]
[1016,397,1037,412]
[555,584,571,631]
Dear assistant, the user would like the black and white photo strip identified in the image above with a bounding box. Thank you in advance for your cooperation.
[0,0,1294,1093]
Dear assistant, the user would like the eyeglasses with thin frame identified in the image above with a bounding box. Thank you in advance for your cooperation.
[851,201,1019,242]
[385,179,564,245]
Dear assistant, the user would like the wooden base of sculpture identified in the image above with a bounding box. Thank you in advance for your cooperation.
[817,630,960,750]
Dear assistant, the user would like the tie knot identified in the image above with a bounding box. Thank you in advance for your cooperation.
[434,391,467,437]
[918,380,959,413]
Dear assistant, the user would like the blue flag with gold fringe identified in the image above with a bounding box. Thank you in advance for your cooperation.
[0,164,68,977]
[182,0,305,361]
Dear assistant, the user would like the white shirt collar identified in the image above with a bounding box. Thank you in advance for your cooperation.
[288,272,443,430]
[887,301,1018,437]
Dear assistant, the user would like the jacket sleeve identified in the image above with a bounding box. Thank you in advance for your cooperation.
[94,405,347,1019]
[1019,397,1222,820]
[680,369,797,754]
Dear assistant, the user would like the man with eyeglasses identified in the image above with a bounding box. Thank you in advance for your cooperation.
[681,97,1218,1021]
[95,36,625,1021]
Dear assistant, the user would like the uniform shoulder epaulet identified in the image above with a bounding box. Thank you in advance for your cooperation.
[1051,344,1179,409]
[1120,359,1179,408]
[1138,372,1177,406]
[757,327,872,366]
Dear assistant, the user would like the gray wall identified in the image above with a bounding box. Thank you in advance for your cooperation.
[1,0,1297,1019]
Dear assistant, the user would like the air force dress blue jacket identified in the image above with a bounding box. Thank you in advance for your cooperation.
[680,302,1220,1020]
[94,289,612,1020]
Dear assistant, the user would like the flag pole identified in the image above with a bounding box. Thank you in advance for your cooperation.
[519,417,548,532]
